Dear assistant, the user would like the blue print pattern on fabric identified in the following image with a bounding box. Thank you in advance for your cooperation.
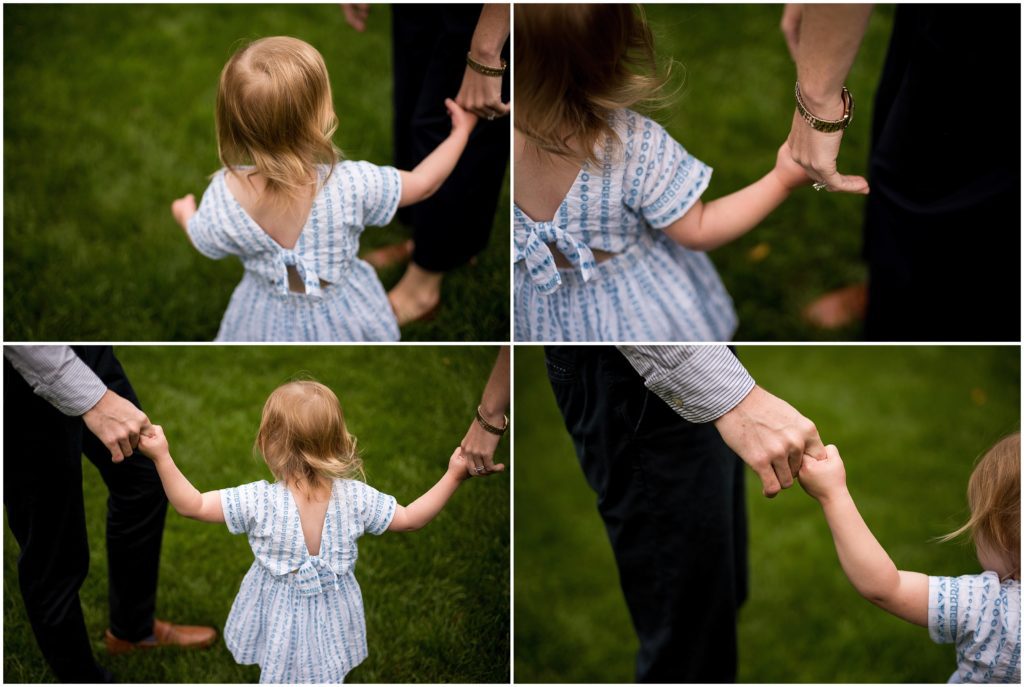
[187,161,402,342]
[513,110,737,342]
[929,572,1021,683]
[220,479,397,683]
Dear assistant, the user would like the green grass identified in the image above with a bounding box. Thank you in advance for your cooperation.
[4,346,510,683]
[513,345,1020,682]
[3,5,509,342]
[625,5,894,341]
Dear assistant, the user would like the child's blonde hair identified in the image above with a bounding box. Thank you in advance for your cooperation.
[940,432,1020,578]
[216,36,339,202]
[514,3,671,163]
[255,380,363,495]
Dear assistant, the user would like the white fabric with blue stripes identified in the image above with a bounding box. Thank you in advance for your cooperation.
[929,572,1021,683]
[188,161,402,342]
[220,478,397,683]
[514,110,737,342]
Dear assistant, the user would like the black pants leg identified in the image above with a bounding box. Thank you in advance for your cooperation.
[73,347,168,643]
[863,5,1020,341]
[391,4,510,272]
[545,347,748,683]
[3,347,167,681]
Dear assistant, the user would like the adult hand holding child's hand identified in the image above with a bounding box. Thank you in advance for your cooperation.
[82,389,151,463]
[774,141,814,190]
[447,447,472,483]
[171,194,196,231]
[797,444,848,503]
[445,98,477,137]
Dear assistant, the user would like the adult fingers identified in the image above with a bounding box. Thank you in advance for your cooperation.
[773,456,796,490]
[787,446,804,480]
[803,432,827,461]
[819,171,870,195]
[758,465,783,499]
[108,438,126,463]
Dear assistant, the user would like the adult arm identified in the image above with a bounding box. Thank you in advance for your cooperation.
[785,4,873,193]
[460,346,510,477]
[389,448,469,532]
[138,425,225,523]
[4,346,150,462]
[618,346,825,497]
[455,4,510,119]
[799,444,929,626]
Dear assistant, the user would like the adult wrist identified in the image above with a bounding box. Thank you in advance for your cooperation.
[469,44,502,64]
[795,82,851,127]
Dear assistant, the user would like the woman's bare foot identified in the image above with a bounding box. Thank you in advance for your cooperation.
[363,239,414,270]
[802,282,867,329]
[388,263,443,325]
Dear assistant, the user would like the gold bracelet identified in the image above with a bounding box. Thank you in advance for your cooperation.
[466,52,507,78]
[794,82,855,133]
[475,406,509,436]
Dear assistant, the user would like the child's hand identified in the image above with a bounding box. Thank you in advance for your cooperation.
[138,424,170,461]
[773,142,814,191]
[447,447,472,482]
[797,444,848,503]
[171,194,197,230]
[445,98,477,138]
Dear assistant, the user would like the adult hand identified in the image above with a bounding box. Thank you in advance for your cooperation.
[713,385,825,498]
[460,414,507,478]
[82,389,152,463]
[341,4,370,32]
[455,66,509,121]
[780,4,804,62]
[786,110,870,194]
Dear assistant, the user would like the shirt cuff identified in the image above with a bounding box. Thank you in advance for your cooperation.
[618,345,755,423]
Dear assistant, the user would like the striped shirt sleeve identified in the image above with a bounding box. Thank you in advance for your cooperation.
[4,346,108,416]
[221,480,268,535]
[617,345,755,423]
[637,118,712,229]
[350,161,401,228]
[352,481,397,535]
[186,177,236,260]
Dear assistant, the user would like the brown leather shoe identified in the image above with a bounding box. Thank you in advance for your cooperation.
[105,619,217,655]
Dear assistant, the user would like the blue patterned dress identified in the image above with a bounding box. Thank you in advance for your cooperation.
[188,162,401,342]
[220,479,397,684]
[514,110,737,342]
[929,572,1021,683]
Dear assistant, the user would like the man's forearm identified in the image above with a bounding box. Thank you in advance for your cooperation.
[796,4,873,112]
[4,345,107,416]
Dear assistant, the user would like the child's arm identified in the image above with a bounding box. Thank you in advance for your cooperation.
[388,448,471,532]
[138,425,225,523]
[663,142,815,252]
[799,444,929,627]
[398,99,477,208]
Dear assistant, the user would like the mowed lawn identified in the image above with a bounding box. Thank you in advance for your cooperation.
[4,346,510,683]
[513,345,1020,682]
[3,5,509,342]
[640,4,894,341]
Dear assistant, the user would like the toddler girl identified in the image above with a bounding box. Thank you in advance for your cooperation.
[514,5,847,342]
[170,36,475,341]
[799,434,1020,683]
[137,380,471,683]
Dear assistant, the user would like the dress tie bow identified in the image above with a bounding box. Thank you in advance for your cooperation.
[514,220,597,295]
[278,250,322,298]
[292,555,340,597]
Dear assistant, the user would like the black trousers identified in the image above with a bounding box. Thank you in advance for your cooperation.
[545,347,748,683]
[392,4,510,272]
[4,347,168,682]
[863,4,1020,341]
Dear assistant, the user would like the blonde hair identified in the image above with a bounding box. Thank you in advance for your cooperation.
[939,432,1020,578]
[216,36,339,202]
[255,380,363,496]
[514,4,673,163]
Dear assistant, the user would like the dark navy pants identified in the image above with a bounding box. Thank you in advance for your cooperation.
[4,347,168,682]
[545,346,748,683]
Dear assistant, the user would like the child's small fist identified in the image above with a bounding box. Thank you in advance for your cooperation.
[447,447,471,482]
[444,98,478,135]
[774,142,814,191]
[138,425,169,460]
[171,194,197,229]
[797,444,848,502]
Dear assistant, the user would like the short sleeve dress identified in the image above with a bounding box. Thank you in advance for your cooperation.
[928,571,1021,683]
[513,110,738,342]
[220,478,397,684]
[188,161,402,342]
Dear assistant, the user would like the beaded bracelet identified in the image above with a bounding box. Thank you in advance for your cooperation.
[475,406,509,436]
[466,52,507,78]
[795,82,855,133]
